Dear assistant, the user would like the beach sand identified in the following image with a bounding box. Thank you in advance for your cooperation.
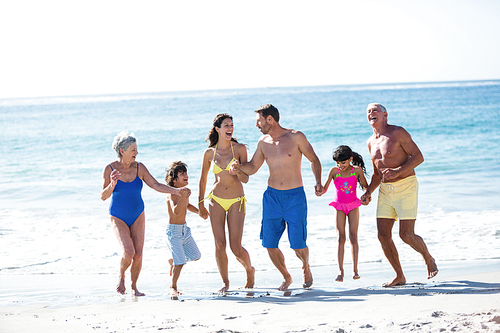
[2,260,499,333]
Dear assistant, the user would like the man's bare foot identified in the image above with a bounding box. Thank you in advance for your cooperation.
[302,265,313,288]
[168,259,174,276]
[353,272,361,280]
[335,274,343,282]
[169,286,181,296]
[116,278,126,294]
[382,276,406,287]
[278,279,293,291]
[426,258,438,279]
[245,267,255,289]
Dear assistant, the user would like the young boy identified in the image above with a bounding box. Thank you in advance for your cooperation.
[165,161,203,296]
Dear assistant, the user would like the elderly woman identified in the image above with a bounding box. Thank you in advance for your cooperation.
[199,114,255,293]
[101,131,185,296]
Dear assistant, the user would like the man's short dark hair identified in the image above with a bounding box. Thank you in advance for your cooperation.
[255,104,279,122]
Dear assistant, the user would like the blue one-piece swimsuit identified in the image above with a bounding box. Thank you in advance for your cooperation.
[109,163,144,227]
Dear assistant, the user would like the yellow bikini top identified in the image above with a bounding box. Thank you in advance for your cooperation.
[212,142,237,174]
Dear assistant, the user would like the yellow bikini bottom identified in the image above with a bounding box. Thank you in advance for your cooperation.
[202,192,247,212]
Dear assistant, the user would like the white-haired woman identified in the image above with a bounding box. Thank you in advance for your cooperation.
[101,131,186,296]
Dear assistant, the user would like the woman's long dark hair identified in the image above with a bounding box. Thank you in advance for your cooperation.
[206,113,239,148]
[332,145,367,185]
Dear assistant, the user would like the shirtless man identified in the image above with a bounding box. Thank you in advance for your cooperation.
[360,103,438,287]
[231,104,323,291]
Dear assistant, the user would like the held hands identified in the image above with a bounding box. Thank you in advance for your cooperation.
[314,184,324,196]
[198,204,209,220]
[179,187,191,197]
[360,192,371,205]
[228,160,240,176]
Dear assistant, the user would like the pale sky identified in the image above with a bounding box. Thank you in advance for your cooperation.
[1,0,499,99]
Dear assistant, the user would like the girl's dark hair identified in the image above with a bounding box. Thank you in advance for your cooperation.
[332,145,367,184]
[206,113,239,148]
[165,161,188,186]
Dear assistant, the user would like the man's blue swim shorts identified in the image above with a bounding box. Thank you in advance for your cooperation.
[260,186,307,250]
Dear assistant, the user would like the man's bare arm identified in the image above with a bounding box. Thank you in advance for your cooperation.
[297,132,323,195]
[233,140,265,176]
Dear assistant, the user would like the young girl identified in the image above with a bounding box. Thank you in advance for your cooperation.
[322,145,368,282]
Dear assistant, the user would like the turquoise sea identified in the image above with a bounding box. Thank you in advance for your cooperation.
[1,80,499,305]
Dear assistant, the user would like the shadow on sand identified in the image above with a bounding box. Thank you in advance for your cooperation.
[206,280,500,304]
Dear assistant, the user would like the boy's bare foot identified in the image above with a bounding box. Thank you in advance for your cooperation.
[335,274,343,282]
[245,266,255,289]
[426,258,438,279]
[168,259,174,276]
[278,276,293,291]
[382,276,406,288]
[116,278,126,294]
[169,286,181,296]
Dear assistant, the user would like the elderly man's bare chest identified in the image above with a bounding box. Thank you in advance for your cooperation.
[371,136,402,161]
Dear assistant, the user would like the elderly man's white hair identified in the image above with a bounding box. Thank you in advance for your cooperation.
[367,103,387,113]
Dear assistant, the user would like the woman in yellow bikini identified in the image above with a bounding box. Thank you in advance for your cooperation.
[198,113,255,293]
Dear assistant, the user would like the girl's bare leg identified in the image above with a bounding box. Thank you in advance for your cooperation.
[347,208,360,279]
[335,211,347,282]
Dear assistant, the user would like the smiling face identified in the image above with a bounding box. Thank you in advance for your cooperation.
[173,170,189,187]
[120,143,138,162]
[216,118,234,141]
[366,104,387,127]
[336,158,353,172]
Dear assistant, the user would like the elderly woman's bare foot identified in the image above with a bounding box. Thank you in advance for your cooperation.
[132,288,145,296]
[116,278,126,294]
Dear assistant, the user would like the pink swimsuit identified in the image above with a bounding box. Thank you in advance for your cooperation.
[329,167,361,215]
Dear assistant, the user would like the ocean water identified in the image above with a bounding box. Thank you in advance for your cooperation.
[1,81,499,301]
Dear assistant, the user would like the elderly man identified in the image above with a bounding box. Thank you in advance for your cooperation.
[361,103,438,287]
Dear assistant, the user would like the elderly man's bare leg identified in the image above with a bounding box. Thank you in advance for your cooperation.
[378,218,406,287]
[399,219,438,280]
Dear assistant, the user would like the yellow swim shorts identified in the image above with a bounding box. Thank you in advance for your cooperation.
[377,175,418,220]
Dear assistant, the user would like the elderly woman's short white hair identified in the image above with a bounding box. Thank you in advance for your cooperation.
[112,131,137,158]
